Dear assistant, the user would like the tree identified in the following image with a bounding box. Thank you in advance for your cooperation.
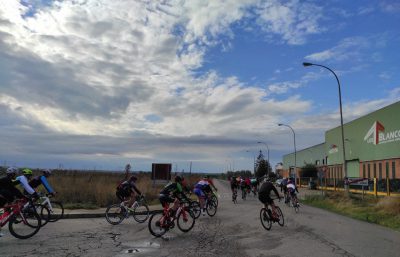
[255,150,272,178]
[300,163,318,178]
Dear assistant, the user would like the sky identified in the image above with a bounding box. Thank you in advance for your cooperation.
[0,0,399,173]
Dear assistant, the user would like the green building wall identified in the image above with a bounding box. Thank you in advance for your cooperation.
[325,101,400,177]
[281,101,400,179]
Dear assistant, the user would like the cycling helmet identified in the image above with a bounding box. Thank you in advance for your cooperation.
[175,175,183,183]
[42,169,52,176]
[6,166,18,175]
[22,168,33,176]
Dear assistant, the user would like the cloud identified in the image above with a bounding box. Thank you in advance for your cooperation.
[255,0,324,45]
[305,37,370,62]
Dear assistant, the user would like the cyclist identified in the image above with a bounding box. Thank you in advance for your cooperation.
[158,176,189,215]
[203,175,218,192]
[250,177,258,196]
[0,167,26,237]
[15,168,39,199]
[116,175,142,209]
[258,176,281,221]
[29,169,56,196]
[0,167,25,207]
[230,176,239,202]
[193,177,212,216]
[280,177,289,203]
[287,179,299,206]
[245,177,251,194]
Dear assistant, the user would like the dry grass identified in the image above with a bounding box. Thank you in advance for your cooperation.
[33,170,203,208]
[376,197,400,215]
[303,191,400,230]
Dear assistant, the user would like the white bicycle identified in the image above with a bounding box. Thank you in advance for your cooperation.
[36,193,64,224]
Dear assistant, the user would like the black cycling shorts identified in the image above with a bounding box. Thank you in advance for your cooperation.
[0,189,14,207]
[258,193,273,205]
[159,194,175,208]
[116,188,131,201]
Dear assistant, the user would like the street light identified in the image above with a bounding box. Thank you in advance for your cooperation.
[257,141,270,175]
[246,150,256,175]
[303,62,347,190]
[278,123,297,184]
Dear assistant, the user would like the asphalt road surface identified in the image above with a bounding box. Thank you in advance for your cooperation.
[1,180,399,257]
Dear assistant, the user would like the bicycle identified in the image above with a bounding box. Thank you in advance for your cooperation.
[232,188,238,204]
[148,199,195,237]
[204,192,218,217]
[289,193,300,213]
[105,195,149,225]
[35,193,64,225]
[241,186,247,200]
[0,198,42,239]
[187,199,201,219]
[259,198,284,230]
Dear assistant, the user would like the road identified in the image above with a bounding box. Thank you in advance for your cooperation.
[1,180,399,257]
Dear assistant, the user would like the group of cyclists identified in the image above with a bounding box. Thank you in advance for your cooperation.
[115,174,218,218]
[0,167,56,237]
[228,175,300,221]
[230,176,259,200]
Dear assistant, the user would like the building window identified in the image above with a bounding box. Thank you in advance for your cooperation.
[368,163,371,178]
[386,162,389,179]
[373,163,377,178]
[363,164,366,178]
[379,163,382,180]
[393,161,396,179]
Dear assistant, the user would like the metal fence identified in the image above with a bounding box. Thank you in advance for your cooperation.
[297,177,400,195]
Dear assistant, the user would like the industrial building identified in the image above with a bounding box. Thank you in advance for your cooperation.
[280,101,400,182]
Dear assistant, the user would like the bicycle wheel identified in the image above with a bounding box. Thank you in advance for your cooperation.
[260,208,272,230]
[38,204,50,226]
[177,209,195,232]
[133,203,149,223]
[148,212,168,237]
[190,201,201,219]
[293,200,300,213]
[48,201,64,222]
[105,204,127,225]
[206,199,217,217]
[9,209,41,239]
[276,206,284,226]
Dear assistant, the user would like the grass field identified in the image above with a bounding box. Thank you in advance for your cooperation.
[28,170,202,208]
[303,191,400,231]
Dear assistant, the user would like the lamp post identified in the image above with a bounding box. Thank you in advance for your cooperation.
[278,123,297,184]
[257,141,270,175]
[303,62,347,191]
[246,150,256,175]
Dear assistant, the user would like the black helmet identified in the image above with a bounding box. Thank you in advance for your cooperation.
[175,176,183,183]
[129,175,138,181]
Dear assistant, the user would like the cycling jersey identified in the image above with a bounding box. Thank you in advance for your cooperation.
[159,182,187,208]
[15,175,36,195]
[0,176,24,206]
[194,180,211,197]
[160,182,185,198]
[29,175,55,194]
[287,183,299,195]
[258,181,280,205]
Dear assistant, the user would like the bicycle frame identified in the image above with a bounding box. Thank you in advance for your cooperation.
[0,200,29,228]
[39,196,53,212]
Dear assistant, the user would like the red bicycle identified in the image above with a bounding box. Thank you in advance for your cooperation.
[148,199,195,237]
[0,198,42,239]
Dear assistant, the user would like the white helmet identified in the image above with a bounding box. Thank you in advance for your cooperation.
[43,169,52,176]
[6,166,18,175]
